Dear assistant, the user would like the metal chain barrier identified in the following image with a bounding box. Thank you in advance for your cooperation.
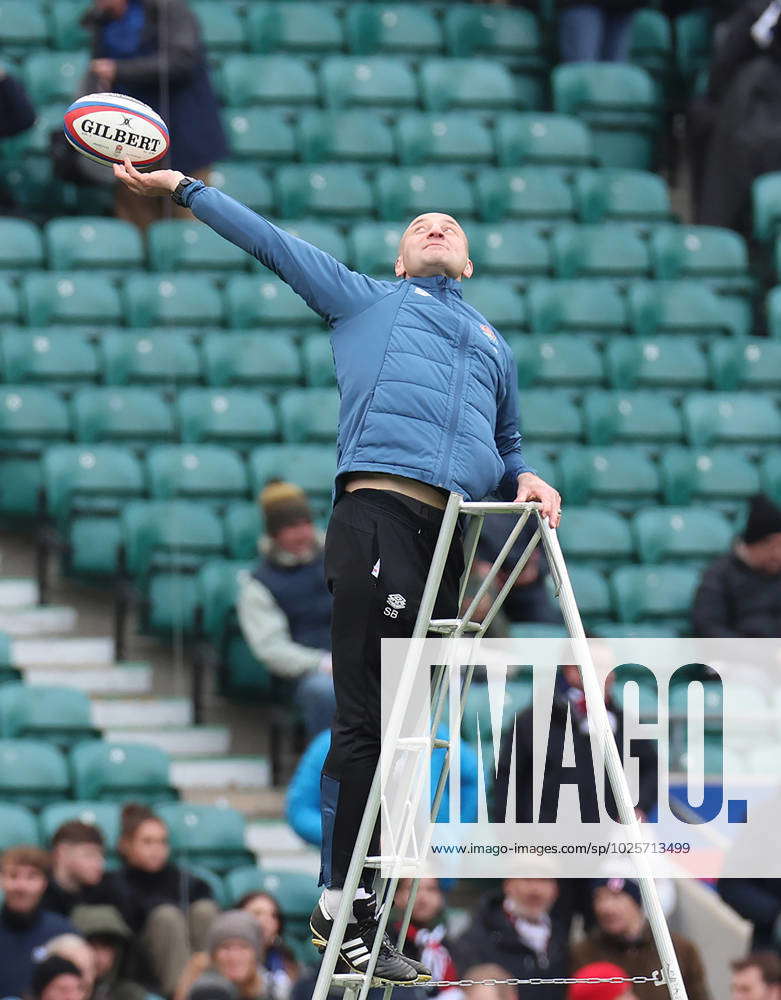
[364,972,667,988]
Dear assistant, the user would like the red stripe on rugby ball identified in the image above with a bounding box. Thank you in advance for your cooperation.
[64,104,169,166]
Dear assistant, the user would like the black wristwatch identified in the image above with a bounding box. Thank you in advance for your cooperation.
[171,176,197,206]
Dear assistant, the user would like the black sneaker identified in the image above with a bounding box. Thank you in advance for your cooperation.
[310,895,420,985]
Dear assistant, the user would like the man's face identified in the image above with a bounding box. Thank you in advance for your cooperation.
[395,878,443,925]
[54,842,105,887]
[97,0,128,18]
[274,520,316,558]
[395,213,473,280]
[122,819,169,872]
[503,878,558,920]
[214,941,256,984]
[746,533,781,574]
[0,862,46,913]
[593,887,642,937]
[731,967,777,1000]
[40,974,86,1000]
[88,939,119,981]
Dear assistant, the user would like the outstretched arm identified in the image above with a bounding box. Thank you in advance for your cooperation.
[113,159,386,324]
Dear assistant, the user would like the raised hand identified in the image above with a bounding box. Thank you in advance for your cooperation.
[113,157,184,197]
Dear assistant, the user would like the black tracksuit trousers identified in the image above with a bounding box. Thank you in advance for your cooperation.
[319,488,464,888]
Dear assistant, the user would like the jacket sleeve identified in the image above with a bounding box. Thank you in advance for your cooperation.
[184,182,387,325]
[113,0,199,87]
[285,732,329,847]
[494,347,536,500]
[236,572,326,679]
[691,559,739,637]
[0,73,36,139]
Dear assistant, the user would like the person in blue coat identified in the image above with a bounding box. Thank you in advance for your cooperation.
[114,159,562,984]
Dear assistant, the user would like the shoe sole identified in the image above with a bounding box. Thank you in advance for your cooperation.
[310,925,422,986]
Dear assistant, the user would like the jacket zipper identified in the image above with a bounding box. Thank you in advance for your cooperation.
[437,318,469,485]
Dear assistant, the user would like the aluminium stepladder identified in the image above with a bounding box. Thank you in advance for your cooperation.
[311,495,688,1000]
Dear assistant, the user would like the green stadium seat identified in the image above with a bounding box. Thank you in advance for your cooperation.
[628,281,742,338]
[509,334,603,388]
[517,445,556,486]
[708,338,781,391]
[274,164,375,219]
[460,675,534,746]
[495,113,593,169]
[475,168,575,225]
[1,331,99,390]
[156,802,253,873]
[146,446,248,503]
[301,334,335,387]
[348,222,405,276]
[0,740,69,809]
[610,565,700,624]
[766,287,781,339]
[0,803,40,850]
[0,219,44,271]
[192,1,245,52]
[468,224,551,279]
[101,330,201,387]
[682,392,781,448]
[202,332,302,388]
[220,54,319,106]
[0,1,48,51]
[278,388,339,443]
[21,274,122,326]
[223,867,320,930]
[42,445,145,576]
[567,566,612,618]
[209,163,273,213]
[651,225,750,294]
[374,166,475,221]
[345,4,443,55]
[222,108,297,162]
[632,507,733,565]
[574,169,672,227]
[629,9,673,86]
[246,2,342,52]
[320,55,418,109]
[419,59,517,112]
[557,445,660,506]
[147,220,249,272]
[225,274,322,327]
[660,447,760,507]
[39,802,121,851]
[21,50,88,103]
[605,337,708,389]
[248,444,336,506]
[0,102,61,162]
[49,4,90,50]
[527,280,627,335]
[583,389,682,445]
[443,4,544,69]
[298,110,395,164]
[551,224,650,280]
[0,385,71,514]
[753,173,781,244]
[676,9,712,94]
[177,389,277,447]
[45,218,144,272]
[556,508,633,565]
[123,275,224,328]
[462,279,527,331]
[395,112,494,166]
[552,63,660,169]
[518,388,582,443]
[224,506,261,559]
[761,453,781,505]
[0,684,99,750]
[277,221,348,263]
[70,741,177,803]
[72,388,174,447]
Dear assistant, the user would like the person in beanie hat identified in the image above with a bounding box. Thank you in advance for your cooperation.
[692,493,781,637]
[29,956,85,1000]
[568,963,637,1000]
[179,911,268,1000]
[570,880,710,1000]
[237,481,335,737]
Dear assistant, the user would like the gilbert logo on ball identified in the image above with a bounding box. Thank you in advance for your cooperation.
[63,92,170,167]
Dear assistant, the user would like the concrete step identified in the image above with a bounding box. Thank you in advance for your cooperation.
[246,821,309,855]
[24,663,152,695]
[13,636,114,668]
[0,606,77,636]
[0,579,38,609]
[182,787,285,817]
[172,756,270,790]
[253,851,320,875]
[92,698,192,729]
[106,726,231,757]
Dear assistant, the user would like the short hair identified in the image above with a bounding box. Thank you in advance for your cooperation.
[461,965,516,1000]
[119,802,163,843]
[52,820,104,850]
[732,953,781,984]
[0,845,50,874]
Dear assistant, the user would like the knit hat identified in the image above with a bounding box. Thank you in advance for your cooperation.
[743,493,781,544]
[259,481,312,537]
[568,963,630,1000]
[206,909,263,960]
[30,956,82,998]
[189,972,240,1000]
[591,877,642,909]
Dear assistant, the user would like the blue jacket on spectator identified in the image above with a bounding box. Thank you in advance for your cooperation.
[0,906,74,998]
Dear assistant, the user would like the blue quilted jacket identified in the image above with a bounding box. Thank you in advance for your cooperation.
[183,181,533,502]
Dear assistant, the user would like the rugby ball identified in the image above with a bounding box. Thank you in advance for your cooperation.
[63,92,169,167]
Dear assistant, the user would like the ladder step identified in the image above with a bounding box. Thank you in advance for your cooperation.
[364,856,421,868]
[395,736,450,750]
[428,618,482,634]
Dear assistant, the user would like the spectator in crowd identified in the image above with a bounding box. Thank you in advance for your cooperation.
[114,803,220,997]
[40,935,96,998]
[391,879,459,999]
[0,58,36,214]
[82,0,228,229]
[237,481,335,738]
[237,893,299,1000]
[44,822,130,921]
[71,904,148,1000]
[454,878,569,1000]
[0,847,74,998]
[692,494,781,637]
[731,954,781,1000]
[461,965,518,1000]
[718,880,781,953]
[29,956,86,1000]
[568,963,638,1000]
[180,911,267,1000]
[557,0,642,63]
[570,879,709,1000]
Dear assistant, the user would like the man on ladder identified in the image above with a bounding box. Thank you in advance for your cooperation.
[113,159,562,984]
